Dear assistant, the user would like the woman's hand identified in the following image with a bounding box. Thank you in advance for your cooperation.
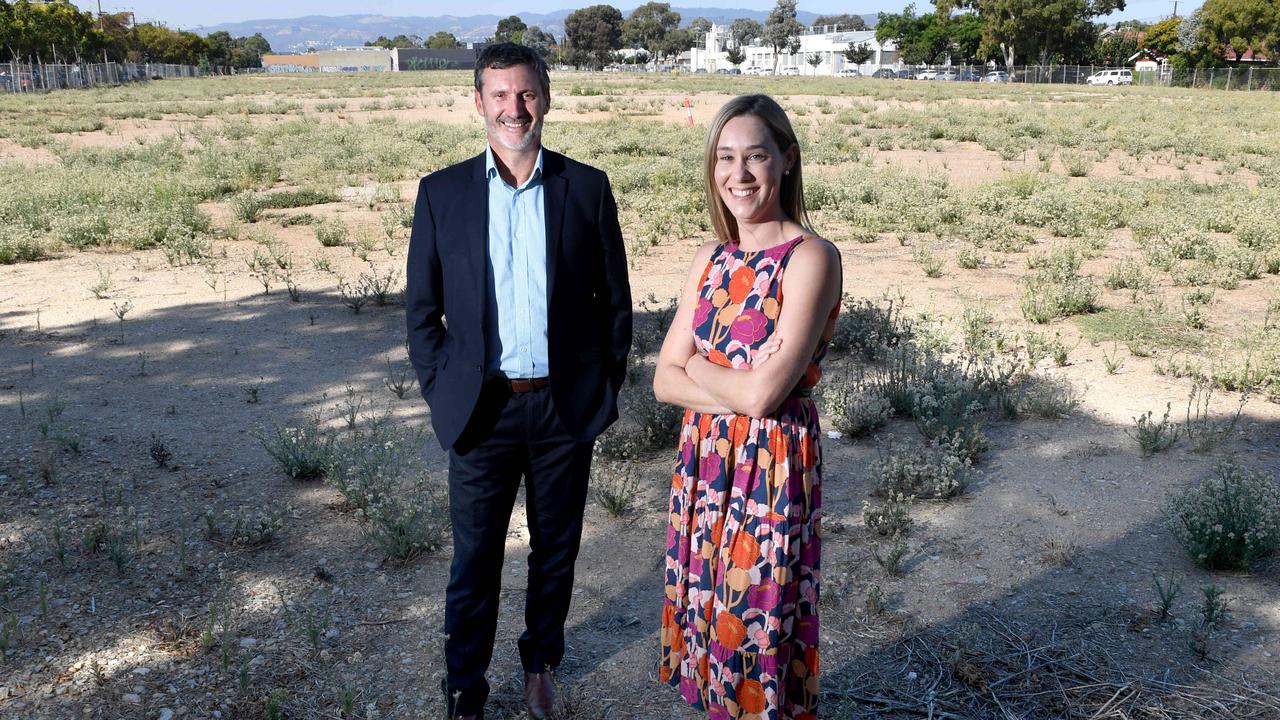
[752,335,783,369]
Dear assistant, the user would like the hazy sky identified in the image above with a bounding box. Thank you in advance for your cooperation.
[80,0,1194,31]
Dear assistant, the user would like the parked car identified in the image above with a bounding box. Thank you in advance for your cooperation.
[935,69,958,81]
[1086,69,1132,85]
[837,67,861,77]
[872,68,897,79]
[778,66,800,76]
[744,66,769,76]
[917,69,938,80]
[958,70,982,82]
[981,71,1009,83]
[896,68,917,80]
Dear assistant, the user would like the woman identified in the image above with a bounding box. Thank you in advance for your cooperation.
[654,94,842,720]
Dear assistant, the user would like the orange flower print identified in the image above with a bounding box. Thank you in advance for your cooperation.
[728,266,757,304]
[736,679,767,714]
[715,612,746,650]
[730,532,760,569]
[709,349,732,367]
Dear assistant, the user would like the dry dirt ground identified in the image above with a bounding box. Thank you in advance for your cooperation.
[1,76,1278,720]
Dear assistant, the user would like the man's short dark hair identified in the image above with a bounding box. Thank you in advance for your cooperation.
[474,43,551,102]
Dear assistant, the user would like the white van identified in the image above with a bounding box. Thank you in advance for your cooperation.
[1086,69,1132,86]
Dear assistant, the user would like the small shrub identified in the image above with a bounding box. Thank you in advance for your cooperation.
[327,425,414,512]
[871,539,909,576]
[829,295,911,360]
[1128,403,1181,457]
[149,433,173,468]
[1166,461,1280,570]
[259,421,335,480]
[315,220,348,248]
[1153,573,1183,619]
[229,192,265,223]
[955,245,983,269]
[862,497,912,537]
[823,378,892,438]
[620,364,683,450]
[205,508,284,548]
[871,441,972,500]
[1017,374,1080,418]
[1184,380,1248,454]
[591,458,640,518]
[363,485,449,563]
[912,241,945,278]
[1105,257,1151,291]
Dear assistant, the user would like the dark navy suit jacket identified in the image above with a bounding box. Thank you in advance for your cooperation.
[405,150,632,450]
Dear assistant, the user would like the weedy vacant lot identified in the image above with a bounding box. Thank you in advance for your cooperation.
[1,72,1279,719]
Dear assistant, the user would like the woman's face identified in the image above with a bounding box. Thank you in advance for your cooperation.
[713,114,796,228]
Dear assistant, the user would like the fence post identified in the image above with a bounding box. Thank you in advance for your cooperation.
[1247,67,1252,91]
[1226,67,1232,90]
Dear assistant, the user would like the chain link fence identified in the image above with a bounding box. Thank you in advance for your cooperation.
[887,63,1279,91]
[1,61,206,94]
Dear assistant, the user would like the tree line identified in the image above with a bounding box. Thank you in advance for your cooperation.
[0,0,270,68]
[873,0,1277,69]
[443,0,1275,71]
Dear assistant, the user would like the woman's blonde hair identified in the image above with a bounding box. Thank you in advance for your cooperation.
[703,94,812,243]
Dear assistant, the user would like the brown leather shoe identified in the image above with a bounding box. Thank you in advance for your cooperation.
[524,671,556,720]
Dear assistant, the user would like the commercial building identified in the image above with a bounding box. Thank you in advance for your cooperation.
[688,24,899,76]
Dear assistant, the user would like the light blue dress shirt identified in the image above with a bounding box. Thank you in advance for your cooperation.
[485,146,549,378]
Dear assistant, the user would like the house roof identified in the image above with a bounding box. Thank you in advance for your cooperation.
[1225,46,1272,62]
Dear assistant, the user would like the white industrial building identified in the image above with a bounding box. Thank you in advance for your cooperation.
[688,24,900,76]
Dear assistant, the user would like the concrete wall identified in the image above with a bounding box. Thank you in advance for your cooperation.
[392,47,485,71]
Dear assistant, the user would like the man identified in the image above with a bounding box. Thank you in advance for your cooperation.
[405,43,631,720]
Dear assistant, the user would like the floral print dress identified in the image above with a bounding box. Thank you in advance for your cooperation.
[660,235,834,720]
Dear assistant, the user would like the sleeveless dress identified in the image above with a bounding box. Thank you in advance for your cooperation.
[660,235,835,720]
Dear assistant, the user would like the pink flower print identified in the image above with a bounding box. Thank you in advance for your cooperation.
[730,308,768,345]
[692,296,713,329]
[700,454,723,481]
[748,579,781,609]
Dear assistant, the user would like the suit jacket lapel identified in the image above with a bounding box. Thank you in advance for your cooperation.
[543,151,566,300]
[466,153,489,311]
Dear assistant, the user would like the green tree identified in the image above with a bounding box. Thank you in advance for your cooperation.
[425,31,462,49]
[1145,16,1182,56]
[655,27,695,62]
[522,26,556,58]
[1199,0,1280,62]
[877,5,952,65]
[977,0,1123,68]
[726,45,746,66]
[764,0,803,72]
[564,4,624,69]
[2,0,102,62]
[843,41,874,64]
[949,12,989,62]
[729,18,763,47]
[623,2,681,57]
[1092,28,1140,64]
[493,15,527,44]
[689,17,713,36]
[806,52,823,73]
[814,13,869,30]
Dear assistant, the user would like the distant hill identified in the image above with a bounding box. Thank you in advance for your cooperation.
[197,7,877,53]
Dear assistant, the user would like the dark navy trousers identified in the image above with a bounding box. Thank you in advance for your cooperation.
[443,380,593,718]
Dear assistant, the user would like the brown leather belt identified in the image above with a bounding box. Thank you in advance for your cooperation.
[507,377,550,393]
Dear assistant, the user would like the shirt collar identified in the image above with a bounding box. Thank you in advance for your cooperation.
[485,145,544,190]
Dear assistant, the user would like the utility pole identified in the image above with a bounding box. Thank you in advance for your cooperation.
[1172,0,1179,18]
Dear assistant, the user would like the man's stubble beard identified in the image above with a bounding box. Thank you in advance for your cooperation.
[488,116,543,153]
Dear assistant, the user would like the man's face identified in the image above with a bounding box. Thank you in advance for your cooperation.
[474,64,549,154]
